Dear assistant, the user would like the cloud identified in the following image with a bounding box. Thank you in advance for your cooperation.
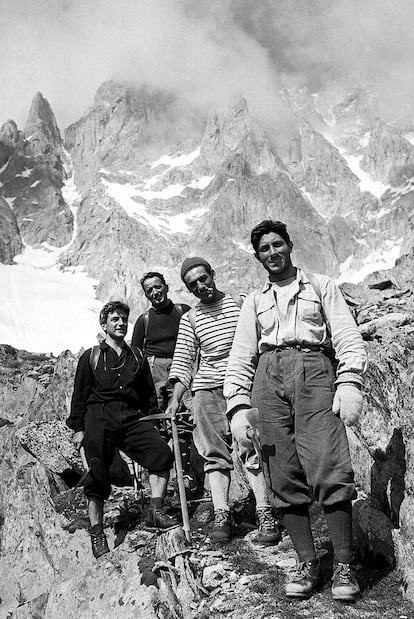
[0,0,413,135]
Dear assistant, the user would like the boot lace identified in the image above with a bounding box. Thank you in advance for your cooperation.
[333,562,353,584]
[256,508,276,530]
[214,509,230,526]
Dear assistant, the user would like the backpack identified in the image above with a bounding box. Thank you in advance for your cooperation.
[89,344,143,373]
[141,303,188,354]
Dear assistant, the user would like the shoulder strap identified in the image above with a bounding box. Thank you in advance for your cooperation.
[229,292,246,308]
[130,345,144,370]
[175,303,188,316]
[305,272,322,302]
[89,345,101,372]
[141,311,150,353]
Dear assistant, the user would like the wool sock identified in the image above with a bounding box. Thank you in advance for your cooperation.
[245,468,272,511]
[323,500,353,564]
[207,470,231,512]
[150,497,164,508]
[282,504,316,562]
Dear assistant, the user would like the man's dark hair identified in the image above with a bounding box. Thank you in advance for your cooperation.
[99,301,130,325]
[140,271,167,289]
[250,220,292,252]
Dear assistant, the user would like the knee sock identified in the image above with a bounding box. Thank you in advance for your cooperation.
[207,470,231,512]
[323,500,353,563]
[245,469,271,511]
[281,504,316,562]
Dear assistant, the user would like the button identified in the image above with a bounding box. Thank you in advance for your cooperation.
[119,386,123,390]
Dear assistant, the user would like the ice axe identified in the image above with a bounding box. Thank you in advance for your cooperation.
[143,411,191,542]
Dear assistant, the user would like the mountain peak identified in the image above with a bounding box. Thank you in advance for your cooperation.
[24,92,62,158]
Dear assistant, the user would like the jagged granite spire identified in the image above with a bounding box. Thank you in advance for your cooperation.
[24,92,62,160]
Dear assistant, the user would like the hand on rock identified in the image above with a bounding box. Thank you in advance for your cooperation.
[332,383,363,427]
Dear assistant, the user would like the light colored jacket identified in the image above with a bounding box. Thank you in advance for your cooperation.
[224,268,367,413]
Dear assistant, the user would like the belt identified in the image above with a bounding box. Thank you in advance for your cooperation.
[270,344,325,353]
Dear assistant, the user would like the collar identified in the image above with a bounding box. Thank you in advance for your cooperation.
[261,268,309,294]
[152,299,174,314]
[99,340,129,354]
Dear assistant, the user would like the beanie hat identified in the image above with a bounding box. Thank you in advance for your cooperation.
[180,257,212,281]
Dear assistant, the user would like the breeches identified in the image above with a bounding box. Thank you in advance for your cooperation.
[83,405,173,500]
[252,349,355,509]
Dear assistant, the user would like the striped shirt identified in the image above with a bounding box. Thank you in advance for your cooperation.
[169,295,241,391]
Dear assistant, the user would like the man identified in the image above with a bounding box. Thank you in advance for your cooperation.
[224,220,367,602]
[166,257,280,544]
[67,301,178,559]
[131,272,190,410]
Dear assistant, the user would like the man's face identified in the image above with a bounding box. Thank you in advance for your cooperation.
[183,265,216,303]
[143,276,169,308]
[102,310,128,341]
[255,232,293,281]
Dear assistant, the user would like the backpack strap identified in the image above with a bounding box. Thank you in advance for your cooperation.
[89,344,143,372]
[129,345,144,371]
[141,311,150,354]
[175,303,188,316]
[89,345,103,372]
[229,292,246,308]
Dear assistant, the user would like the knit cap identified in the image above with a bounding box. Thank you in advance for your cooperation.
[180,257,212,281]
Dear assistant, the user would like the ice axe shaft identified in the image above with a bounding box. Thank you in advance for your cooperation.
[143,411,191,542]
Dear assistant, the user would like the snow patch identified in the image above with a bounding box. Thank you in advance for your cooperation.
[151,148,200,170]
[0,258,101,355]
[337,238,402,284]
[343,154,389,199]
[4,197,16,209]
[30,180,41,188]
[102,177,212,234]
[16,167,33,178]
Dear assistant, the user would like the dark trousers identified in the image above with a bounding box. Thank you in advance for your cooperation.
[83,404,173,500]
[252,349,356,509]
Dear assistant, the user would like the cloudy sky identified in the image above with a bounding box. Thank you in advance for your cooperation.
[1,0,414,132]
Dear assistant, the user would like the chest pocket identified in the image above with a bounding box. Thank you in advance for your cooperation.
[256,297,276,334]
[297,293,324,327]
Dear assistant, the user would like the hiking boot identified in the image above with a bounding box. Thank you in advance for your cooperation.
[90,529,110,559]
[331,562,360,602]
[145,506,180,531]
[255,508,281,545]
[209,509,232,542]
[285,559,320,599]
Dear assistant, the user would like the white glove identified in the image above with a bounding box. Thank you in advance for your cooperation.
[332,383,363,426]
[230,408,253,448]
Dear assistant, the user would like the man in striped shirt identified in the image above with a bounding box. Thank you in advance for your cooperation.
[167,256,280,544]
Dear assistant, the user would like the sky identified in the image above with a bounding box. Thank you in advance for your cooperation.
[1,0,414,134]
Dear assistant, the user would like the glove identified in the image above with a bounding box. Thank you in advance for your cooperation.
[230,408,254,448]
[332,383,363,427]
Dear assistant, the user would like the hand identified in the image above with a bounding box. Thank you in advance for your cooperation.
[165,397,180,421]
[72,430,85,451]
[332,383,363,427]
[230,407,254,448]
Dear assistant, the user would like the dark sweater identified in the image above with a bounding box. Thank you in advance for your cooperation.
[67,341,158,433]
[131,301,190,358]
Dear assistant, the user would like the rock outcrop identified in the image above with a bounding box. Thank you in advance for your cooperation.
[0,194,22,263]
[0,94,73,249]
